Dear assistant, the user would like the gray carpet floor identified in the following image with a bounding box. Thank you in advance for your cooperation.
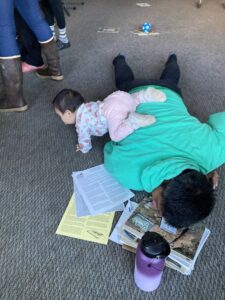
[0,0,225,299]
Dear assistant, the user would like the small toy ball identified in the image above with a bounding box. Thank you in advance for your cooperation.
[142,22,152,33]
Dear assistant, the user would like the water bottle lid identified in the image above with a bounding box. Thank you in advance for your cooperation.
[141,232,170,258]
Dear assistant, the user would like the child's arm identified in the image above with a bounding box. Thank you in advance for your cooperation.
[76,126,92,153]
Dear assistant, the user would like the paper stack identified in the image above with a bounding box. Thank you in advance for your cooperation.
[110,197,211,275]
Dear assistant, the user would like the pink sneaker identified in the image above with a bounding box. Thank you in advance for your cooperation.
[22,62,45,73]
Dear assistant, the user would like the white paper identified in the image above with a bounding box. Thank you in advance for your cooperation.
[109,201,138,244]
[97,27,120,33]
[74,184,90,216]
[74,186,125,217]
[74,191,125,217]
[136,3,151,7]
[72,164,134,216]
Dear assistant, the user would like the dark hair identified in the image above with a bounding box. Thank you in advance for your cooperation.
[53,89,84,113]
[162,170,215,228]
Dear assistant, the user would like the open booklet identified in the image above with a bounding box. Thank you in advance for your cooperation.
[72,164,134,217]
[113,197,210,275]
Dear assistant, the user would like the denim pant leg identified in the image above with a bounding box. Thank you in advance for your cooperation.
[0,0,20,58]
[15,0,52,42]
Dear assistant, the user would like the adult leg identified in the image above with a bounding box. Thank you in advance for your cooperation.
[0,58,28,111]
[41,0,55,27]
[113,54,182,96]
[47,0,66,29]
[0,0,27,112]
[15,0,63,80]
[15,10,45,72]
[40,0,56,38]
[0,0,20,58]
[112,55,135,91]
[15,0,52,43]
[113,54,154,92]
[159,54,180,86]
[47,0,70,50]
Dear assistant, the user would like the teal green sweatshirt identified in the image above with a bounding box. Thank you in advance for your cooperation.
[104,85,225,192]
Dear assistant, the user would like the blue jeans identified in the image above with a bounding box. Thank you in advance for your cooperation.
[0,0,52,57]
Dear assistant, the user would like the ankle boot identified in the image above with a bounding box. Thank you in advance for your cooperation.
[0,58,28,112]
[36,39,63,81]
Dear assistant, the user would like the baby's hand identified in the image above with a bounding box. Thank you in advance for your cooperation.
[76,144,84,152]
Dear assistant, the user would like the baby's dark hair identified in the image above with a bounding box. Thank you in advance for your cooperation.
[53,89,84,113]
[162,170,215,228]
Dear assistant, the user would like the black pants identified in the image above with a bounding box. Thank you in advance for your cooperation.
[15,9,44,67]
[113,55,182,97]
[41,0,65,29]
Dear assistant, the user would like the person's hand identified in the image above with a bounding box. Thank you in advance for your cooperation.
[207,170,219,190]
[211,171,219,190]
[76,144,83,152]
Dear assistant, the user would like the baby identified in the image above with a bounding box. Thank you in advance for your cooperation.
[53,87,166,153]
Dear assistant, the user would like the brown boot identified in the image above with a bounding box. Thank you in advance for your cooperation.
[36,39,63,81]
[0,58,28,112]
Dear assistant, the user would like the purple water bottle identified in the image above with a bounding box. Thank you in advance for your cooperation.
[134,232,170,292]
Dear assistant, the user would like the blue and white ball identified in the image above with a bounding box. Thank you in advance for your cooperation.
[142,22,152,33]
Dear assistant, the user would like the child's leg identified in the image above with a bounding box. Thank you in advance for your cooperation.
[159,54,180,86]
[104,90,156,141]
[107,112,156,142]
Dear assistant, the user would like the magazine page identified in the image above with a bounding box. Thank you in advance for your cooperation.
[109,201,138,244]
[165,257,191,275]
[119,227,140,248]
[150,224,206,262]
[122,197,161,239]
[190,228,210,269]
[123,197,206,262]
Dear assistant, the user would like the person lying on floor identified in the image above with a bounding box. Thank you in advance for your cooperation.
[104,53,223,229]
[53,87,167,153]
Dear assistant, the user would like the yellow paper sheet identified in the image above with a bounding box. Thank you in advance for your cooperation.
[56,195,115,245]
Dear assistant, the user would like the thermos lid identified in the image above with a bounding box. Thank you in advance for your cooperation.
[140,232,170,258]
